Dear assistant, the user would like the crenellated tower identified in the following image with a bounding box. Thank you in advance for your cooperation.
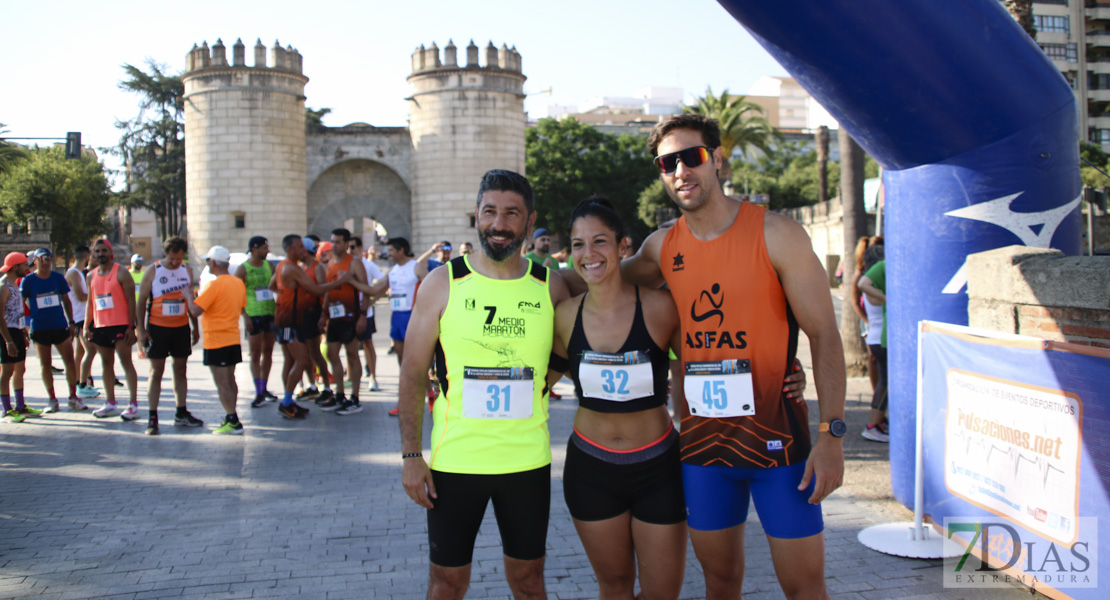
[407,40,526,251]
[182,38,308,267]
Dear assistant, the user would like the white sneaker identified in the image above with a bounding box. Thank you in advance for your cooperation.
[93,403,122,419]
[68,398,88,411]
[42,400,61,414]
[368,379,381,392]
[120,405,141,421]
[861,425,890,443]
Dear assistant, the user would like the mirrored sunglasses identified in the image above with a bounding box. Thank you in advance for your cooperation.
[653,146,713,175]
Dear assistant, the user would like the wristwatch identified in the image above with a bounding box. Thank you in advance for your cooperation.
[819,419,847,438]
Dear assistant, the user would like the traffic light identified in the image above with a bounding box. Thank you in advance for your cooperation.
[65,132,81,159]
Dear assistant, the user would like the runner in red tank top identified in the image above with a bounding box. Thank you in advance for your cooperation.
[612,114,847,599]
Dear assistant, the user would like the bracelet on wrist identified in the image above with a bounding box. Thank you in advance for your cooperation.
[402,452,422,460]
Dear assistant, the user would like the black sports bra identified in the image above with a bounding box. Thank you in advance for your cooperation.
[567,286,670,413]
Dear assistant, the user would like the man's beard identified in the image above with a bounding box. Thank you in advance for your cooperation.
[479,227,527,262]
[97,254,110,264]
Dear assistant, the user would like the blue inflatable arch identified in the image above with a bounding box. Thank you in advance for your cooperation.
[716,0,1081,506]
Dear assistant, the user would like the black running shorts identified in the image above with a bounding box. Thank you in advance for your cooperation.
[1,334,27,364]
[30,328,70,347]
[325,317,357,344]
[203,344,242,367]
[563,428,685,525]
[90,325,128,349]
[427,465,551,567]
[357,314,375,341]
[248,315,274,336]
[145,323,192,360]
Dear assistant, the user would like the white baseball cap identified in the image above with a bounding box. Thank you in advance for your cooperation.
[201,245,231,262]
[130,253,144,263]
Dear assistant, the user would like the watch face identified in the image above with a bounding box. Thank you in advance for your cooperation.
[830,419,847,437]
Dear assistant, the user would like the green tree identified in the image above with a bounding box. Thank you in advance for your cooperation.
[113,60,185,240]
[306,107,332,132]
[0,123,28,175]
[684,87,780,183]
[1080,141,1110,188]
[525,118,658,242]
[0,146,110,253]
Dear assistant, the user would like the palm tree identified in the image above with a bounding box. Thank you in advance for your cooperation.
[684,87,780,183]
[0,123,28,175]
[1003,1,1036,38]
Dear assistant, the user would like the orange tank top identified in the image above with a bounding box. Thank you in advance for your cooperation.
[325,254,358,317]
[90,263,131,328]
[275,259,308,329]
[661,202,809,468]
[147,261,191,328]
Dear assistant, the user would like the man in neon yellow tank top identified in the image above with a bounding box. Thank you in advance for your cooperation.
[400,169,570,599]
[235,237,277,408]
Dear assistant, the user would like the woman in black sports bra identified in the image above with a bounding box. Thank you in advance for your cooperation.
[548,198,687,599]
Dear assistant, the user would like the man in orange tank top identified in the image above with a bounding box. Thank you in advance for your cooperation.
[318,228,369,416]
[85,239,140,421]
[616,114,847,599]
[136,237,203,435]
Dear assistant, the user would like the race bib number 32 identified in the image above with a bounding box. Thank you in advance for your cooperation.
[579,350,653,402]
[462,366,534,419]
[684,359,756,418]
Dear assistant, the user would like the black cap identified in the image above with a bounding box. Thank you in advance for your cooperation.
[248,236,268,250]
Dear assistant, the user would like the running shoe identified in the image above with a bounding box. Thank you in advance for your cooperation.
[92,403,121,418]
[295,387,319,401]
[120,405,141,421]
[15,406,44,418]
[212,419,244,435]
[315,390,336,408]
[51,365,63,374]
[250,395,267,408]
[76,385,100,399]
[549,390,562,400]
[43,400,61,414]
[279,403,310,420]
[363,366,371,378]
[264,391,278,402]
[320,396,343,412]
[388,405,399,417]
[68,398,88,411]
[3,410,25,423]
[174,411,204,427]
[114,378,124,387]
[335,398,363,416]
[368,379,381,392]
[861,424,889,443]
[145,419,159,436]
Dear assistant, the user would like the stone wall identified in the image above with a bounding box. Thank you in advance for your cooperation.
[0,218,51,258]
[783,198,877,285]
[967,245,1110,348]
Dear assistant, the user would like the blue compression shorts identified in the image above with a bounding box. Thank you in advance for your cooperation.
[682,462,824,539]
[390,310,412,342]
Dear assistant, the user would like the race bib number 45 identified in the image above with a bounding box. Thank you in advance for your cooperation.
[684,359,755,418]
[579,350,653,402]
[462,366,534,419]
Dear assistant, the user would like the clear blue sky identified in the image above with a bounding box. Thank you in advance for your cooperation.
[1,0,786,184]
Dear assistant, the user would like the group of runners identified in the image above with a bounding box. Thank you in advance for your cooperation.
[400,114,847,600]
[0,228,415,435]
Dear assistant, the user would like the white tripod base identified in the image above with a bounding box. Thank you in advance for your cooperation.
[857,522,965,559]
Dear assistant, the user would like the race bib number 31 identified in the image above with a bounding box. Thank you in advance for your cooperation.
[684,359,756,418]
[579,350,653,402]
[462,366,534,419]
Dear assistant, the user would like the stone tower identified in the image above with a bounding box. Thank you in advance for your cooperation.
[407,40,526,251]
[182,38,308,265]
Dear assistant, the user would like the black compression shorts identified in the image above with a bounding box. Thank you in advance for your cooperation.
[563,427,685,525]
[427,465,551,567]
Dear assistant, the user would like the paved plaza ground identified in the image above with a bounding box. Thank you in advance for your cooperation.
[1,295,1034,599]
